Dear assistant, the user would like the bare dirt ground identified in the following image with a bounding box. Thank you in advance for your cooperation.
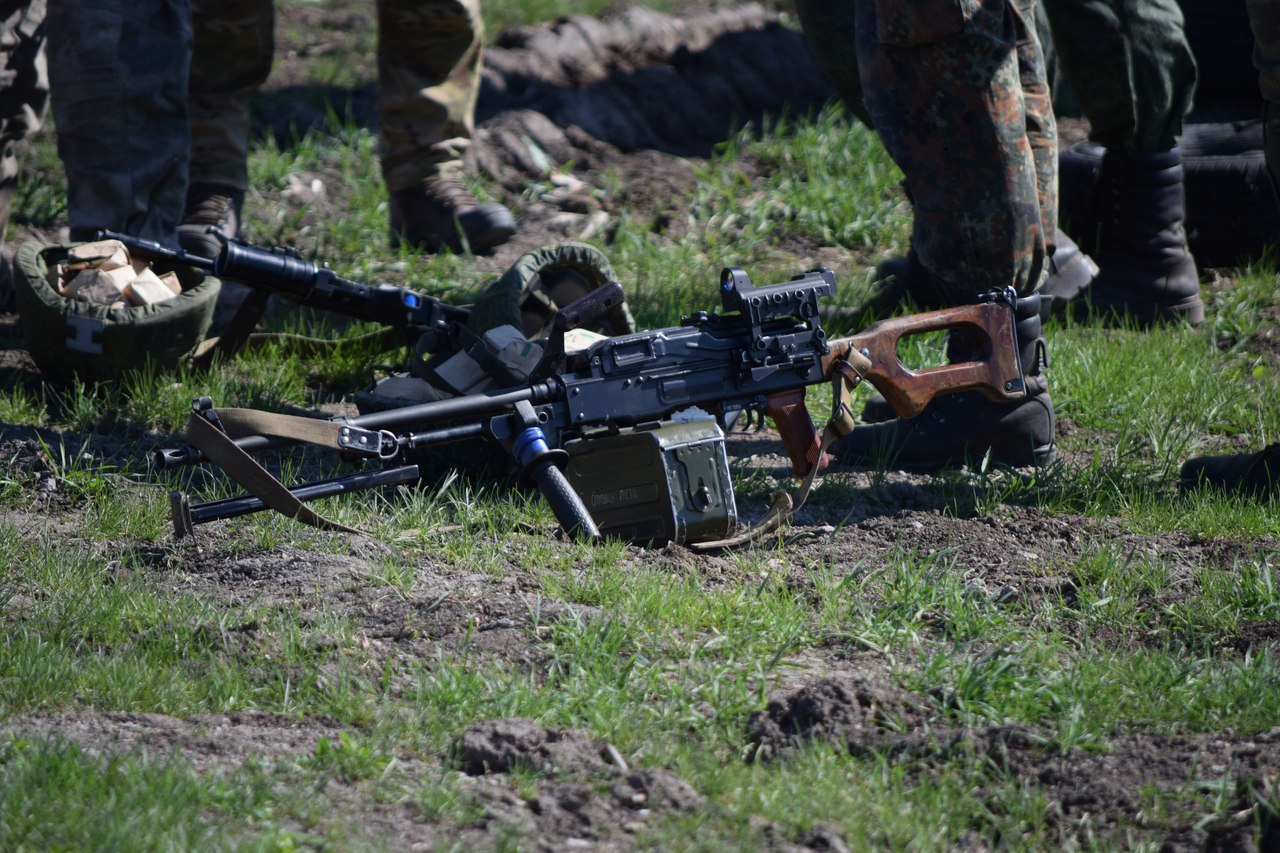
[2,3,1278,850]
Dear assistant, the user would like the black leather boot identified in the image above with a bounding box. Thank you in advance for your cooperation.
[390,173,516,255]
[856,234,1097,326]
[1180,443,1280,498]
[833,294,1055,472]
[177,183,244,259]
[1039,230,1099,317]
[1078,147,1203,325]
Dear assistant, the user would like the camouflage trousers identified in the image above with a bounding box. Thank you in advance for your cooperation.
[1043,0,1196,153]
[0,0,46,204]
[1249,0,1280,104]
[855,0,1053,302]
[47,0,191,243]
[189,0,483,195]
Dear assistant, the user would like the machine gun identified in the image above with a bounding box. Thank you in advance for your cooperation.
[158,267,1028,546]
[98,230,471,361]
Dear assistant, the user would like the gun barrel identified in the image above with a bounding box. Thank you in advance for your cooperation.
[96,230,218,273]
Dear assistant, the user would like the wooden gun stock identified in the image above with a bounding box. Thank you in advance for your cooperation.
[767,300,1024,479]
[825,300,1026,419]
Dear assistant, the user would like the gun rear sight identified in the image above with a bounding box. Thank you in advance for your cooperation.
[718,266,836,324]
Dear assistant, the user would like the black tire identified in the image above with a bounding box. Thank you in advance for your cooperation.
[1059,121,1280,269]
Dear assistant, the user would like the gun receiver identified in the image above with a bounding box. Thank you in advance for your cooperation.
[157,269,1026,543]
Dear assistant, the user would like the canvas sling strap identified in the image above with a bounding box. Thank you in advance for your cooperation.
[183,405,388,534]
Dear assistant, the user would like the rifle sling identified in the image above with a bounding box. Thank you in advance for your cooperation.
[184,409,363,535]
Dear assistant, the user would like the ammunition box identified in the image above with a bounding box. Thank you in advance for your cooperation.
[565,420,737,546]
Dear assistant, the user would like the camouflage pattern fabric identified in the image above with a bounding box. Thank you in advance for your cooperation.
[187,0,273,193]
[1249,0,1280,104]
[1043,0,1196,153]
[0,0,47,202]
[188,0,483,195]
[47,0,192,244]
[855,0,1051,302]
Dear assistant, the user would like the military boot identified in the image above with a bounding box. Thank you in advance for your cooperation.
[1077,147,1203,325]
[1039,231,1099,317]
[832,294,1054,472]
[178,183,247,332]
[177,183,243,260]
[390,173,516,255]
[1265,102,1280,204]
[853,234,1096,326]
[1179,443,1280,499]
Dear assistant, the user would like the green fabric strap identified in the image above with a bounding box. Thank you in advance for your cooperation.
[184,410,363,535]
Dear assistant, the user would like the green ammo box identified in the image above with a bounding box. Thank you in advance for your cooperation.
[564,419,737,546]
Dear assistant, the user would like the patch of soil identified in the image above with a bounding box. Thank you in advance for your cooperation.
[169,537,601,670]
[746,676,1280,849]
[457,717,621,776]
[10,711,343,775]
[454,718,706,848]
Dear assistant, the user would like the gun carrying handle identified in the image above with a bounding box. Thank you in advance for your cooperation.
[765,388,827,478]
[833,301,1025,419]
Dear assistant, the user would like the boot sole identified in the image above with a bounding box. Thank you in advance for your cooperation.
[881,441,1057,474]
[837,432,1057,473]
[1072,292,1205,327]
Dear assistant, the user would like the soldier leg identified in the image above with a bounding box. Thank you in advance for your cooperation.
[181,0,273,258]
[0,0,46,306]
[792,0,870,126]
[380,0,513,254]
[834,0,1055,471]
[1015,0,1098,312]
[1044,0,1202,324]
[47,0,191,245]
[1248,0,1280,198]
[0,0,46,235]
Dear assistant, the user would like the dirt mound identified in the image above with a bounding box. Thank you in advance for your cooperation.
[472,4,833,187]
[746,676,1280,848]
[744,676,933,762]
[456,718,705,846]
[457,717,619,776]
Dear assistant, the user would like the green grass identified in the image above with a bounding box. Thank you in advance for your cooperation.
[2,2,1280,848]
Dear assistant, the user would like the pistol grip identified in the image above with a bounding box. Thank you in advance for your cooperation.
[765,388,827,477]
